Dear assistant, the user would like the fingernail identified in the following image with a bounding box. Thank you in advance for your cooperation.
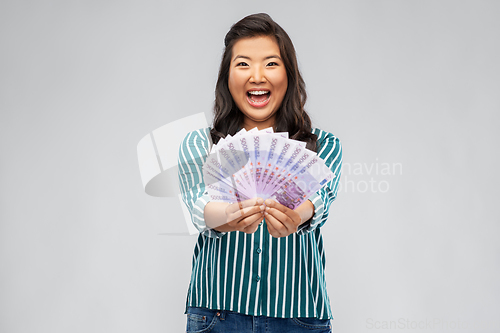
[260,205,265,210]
[265,207,270,211]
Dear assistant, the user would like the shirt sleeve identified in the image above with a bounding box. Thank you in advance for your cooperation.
[296,131,342,235]
[178,128,227,239]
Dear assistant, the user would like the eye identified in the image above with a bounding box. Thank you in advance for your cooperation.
[266,62,279,67]
[236,62,249,67]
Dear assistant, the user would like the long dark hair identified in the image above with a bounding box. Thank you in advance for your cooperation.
[210,13,318,152]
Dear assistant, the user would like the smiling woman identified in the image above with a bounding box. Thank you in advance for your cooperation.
[178,13,343,333]
[210,13,319,152]
[228,36,288,130]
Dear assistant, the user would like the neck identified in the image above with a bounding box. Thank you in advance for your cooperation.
[242,120,275,132]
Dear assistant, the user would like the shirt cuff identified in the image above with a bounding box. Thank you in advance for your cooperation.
[296,192,325,235]
[193,192,227,239]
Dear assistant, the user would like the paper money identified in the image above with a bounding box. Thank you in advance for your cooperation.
[203,127,335,206]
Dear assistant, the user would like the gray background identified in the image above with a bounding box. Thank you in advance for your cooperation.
[1,0,499,332]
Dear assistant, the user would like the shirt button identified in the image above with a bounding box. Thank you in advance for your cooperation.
[256,275,261,282]
[256,248,262,254]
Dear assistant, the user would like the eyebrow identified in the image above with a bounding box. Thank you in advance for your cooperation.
[232,55,282,62]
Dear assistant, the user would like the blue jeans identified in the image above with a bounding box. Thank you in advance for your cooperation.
[186,307,332,333]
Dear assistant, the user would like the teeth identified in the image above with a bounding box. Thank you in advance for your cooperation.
[248,91,269,95]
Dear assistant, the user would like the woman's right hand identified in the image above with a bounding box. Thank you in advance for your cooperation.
[205,198,265,234]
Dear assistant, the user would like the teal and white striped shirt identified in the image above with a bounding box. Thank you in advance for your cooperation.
[178,127,342,320]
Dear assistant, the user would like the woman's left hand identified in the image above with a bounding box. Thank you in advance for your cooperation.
[264,199,314,238]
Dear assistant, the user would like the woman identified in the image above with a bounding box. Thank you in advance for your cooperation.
[178,13,342,333]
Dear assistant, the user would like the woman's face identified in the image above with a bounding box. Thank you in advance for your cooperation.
[228,36,288,130]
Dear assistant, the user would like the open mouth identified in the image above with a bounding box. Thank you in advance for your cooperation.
[247,90,271,107]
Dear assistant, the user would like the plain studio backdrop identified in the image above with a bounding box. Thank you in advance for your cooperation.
[1,1,499,332]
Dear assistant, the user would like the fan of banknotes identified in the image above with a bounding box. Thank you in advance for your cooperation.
[203,127,336,209]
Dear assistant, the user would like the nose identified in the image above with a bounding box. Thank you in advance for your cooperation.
[249,66,266,84]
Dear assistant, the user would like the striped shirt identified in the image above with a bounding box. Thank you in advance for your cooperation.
[178,127,342,320]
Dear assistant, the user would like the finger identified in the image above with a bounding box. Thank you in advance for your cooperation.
[264,212,288,238]
[226,205,262,223]
[241,214,264,234]
[265,207,296,234]
[227,202,266,224]
[226,197,264,222]
[231,197,264,211]
[264,199,292,215]
[239,212,265,232]
[265,215,279,238]
[226,197,264,215]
